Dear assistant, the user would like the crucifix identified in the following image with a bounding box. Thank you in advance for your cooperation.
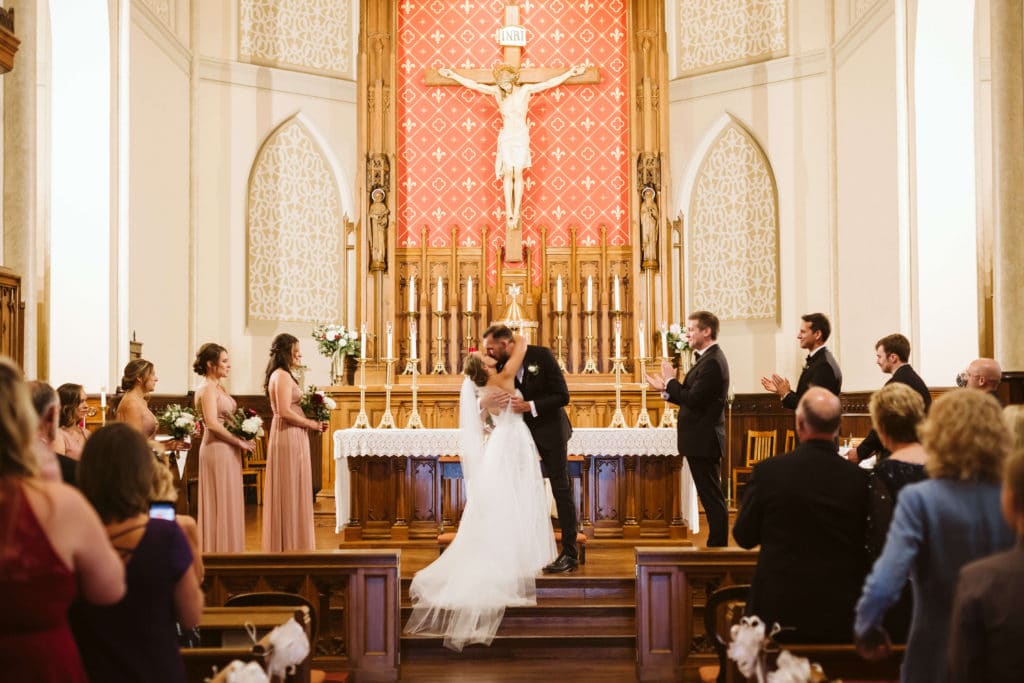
[425,1,600,263]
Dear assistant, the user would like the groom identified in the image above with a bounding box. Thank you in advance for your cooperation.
[481,324,578,573]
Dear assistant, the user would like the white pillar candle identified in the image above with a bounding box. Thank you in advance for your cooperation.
[638,321,646,357]
[436,277,444,312]
[100,387,107,410]
[613,275,621,311]
[555,275,563,312]
[410,320,418,356]
[408,275,416,312]
[660,323,669,358]
[466,276,473,311]
[386,321,393,358]
[586,275,594,312]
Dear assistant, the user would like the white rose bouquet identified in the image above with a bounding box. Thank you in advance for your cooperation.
[157,404,200,440]
[666,323,691,354]
[225,406,264,441]
[312,323,361,357]
[300,386,336,423]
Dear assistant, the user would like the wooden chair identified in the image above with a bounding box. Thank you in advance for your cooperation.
[782,429,796,453]
[732,430,777,506]
[697,584,750,683]
[241,436,268,505]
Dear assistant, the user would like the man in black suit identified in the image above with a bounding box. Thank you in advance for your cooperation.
[761,312,842,410]
[481,324,578,573]
[733,388,869,643]
[848,333,931,463]
[646,311,730,547]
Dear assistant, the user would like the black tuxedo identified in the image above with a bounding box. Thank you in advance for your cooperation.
[733,439,869,643]
[781,347,842,410]
[514,344,577,558]
[857,364,931,459]
[664,344,730,546]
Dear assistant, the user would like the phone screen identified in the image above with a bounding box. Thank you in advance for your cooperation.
[149,501,176,521]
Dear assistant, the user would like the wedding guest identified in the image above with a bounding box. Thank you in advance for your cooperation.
[863,383,929,643]
[194,343,252,552]
[115,359,159,440]
[151,460,203,583]
[262,333,325,552]
[0,357,125,681]
[947,448,1024,683]
[855,389,1015,683]
[53,382,90,460]
[1004,404,1024,449]
[70,423,204,683]
[27,380,65,483]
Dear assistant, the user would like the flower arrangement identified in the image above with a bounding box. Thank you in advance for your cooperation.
[157,404,200,440]
[727,616,827,683]
[312,323,360,357]
[666,323,691,354]
[225,407,264,441]
[300,386,336,423]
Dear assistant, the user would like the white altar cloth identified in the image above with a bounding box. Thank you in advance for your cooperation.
[333,427,699,534]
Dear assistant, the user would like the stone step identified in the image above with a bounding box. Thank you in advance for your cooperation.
[399,576,635,603]
[401,633,636,661]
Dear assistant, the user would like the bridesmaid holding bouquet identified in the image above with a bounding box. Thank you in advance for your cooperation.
[261,334,326,552]
[193,343,253,552]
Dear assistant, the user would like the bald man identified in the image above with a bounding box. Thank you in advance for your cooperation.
[963,358,1002,395]
[733,387,869,643]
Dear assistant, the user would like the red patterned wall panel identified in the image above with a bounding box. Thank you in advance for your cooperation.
[397,0,630,285]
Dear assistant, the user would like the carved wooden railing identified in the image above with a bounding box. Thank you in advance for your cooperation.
[0,7,19,74]
[635,547,758,682]
[0,267,24,365]
[202,551,400,681]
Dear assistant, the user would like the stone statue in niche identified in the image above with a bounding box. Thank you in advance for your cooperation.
[368,187,389,272]
[640,186,660,270]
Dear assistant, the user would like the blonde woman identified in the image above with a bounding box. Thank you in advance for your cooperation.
[53,383,90,460]
[1004,404,1024,449]
[115,359,159,439]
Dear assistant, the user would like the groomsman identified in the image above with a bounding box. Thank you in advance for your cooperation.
[646,311,730,547]
[761,313,842,410]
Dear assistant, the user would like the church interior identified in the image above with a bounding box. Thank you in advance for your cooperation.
[2,1,1023,681]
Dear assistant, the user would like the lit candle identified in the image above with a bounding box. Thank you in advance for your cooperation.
[586,276,594,312]
[100,387,107,411]
[386,321,393,359]
[466,276,473,311]
[436,277,444,312]
[410,320,417,357]
[613,275,621,311]
[660,323,669,358]
[638,321,646,358]
[360,323,366,359]
[555,275,564,312]
[408,275,416,313]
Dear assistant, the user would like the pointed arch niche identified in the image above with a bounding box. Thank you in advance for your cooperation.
[686,116,779,321]
[247,114,346,323]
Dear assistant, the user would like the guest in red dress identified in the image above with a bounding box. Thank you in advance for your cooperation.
[54,382,90,460]
[0,358,126,681]
[261,333,327,551]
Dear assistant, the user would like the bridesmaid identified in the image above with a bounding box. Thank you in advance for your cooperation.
[115,359,158,440]
[261,333,326,552]
[193,343,253,552]
[53,383,90,461]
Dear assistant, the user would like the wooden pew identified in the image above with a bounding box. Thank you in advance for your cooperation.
[724,645,905,683]
[202,551,400,682]
[634,547,758,682]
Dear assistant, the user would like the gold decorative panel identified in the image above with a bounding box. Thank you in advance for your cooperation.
[676,0,787,77]
[239,0,354,78]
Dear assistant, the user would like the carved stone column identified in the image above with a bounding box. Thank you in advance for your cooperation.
[990,0,1024,373]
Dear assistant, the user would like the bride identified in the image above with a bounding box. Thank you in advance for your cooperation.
[403,334,556,651]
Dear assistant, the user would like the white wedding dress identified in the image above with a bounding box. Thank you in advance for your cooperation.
[403,380,557,651]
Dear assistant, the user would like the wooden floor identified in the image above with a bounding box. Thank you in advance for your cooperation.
[241,497,736,681]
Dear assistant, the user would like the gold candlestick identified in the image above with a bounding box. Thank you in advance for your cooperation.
[657,354,678,428]
[351,357,371,429]
[405,354,424,429]
[582,310,598,374]
[553,310,567,371]
[608,356,628,427]
[377,356,397,429]
[463,310,477,354]
[402,311,419,374]
[636,357,654,428]
[432,310,448,374]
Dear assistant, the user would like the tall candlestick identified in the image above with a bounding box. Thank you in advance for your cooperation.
[386,321,393,358]
[556,275,563,312]
[408,275,416,312]
[613,275,621,311]
[638,320,646,357]
[410,319,417,353]
[360,323,367,359]
[586,275,594,312]
[466,276,473,311]
[660,323,668,358]
[615,326,622,358]
[436,277,444,312]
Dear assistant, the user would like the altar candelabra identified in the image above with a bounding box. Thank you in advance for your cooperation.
[432,310,448,374]
[658,354,678,428]
[552,310,567,371]
[405,353,424,428]
[377,354,397,429]
[351,357,371,429]
[581,310,598,373]
[608,355,628,428]
[402,311,419,374]
[635,356,654,428]
[462,310,477,354]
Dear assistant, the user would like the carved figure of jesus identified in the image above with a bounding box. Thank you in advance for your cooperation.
[438,63,587,233]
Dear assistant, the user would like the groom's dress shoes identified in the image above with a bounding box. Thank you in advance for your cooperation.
[542,553,579,574]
